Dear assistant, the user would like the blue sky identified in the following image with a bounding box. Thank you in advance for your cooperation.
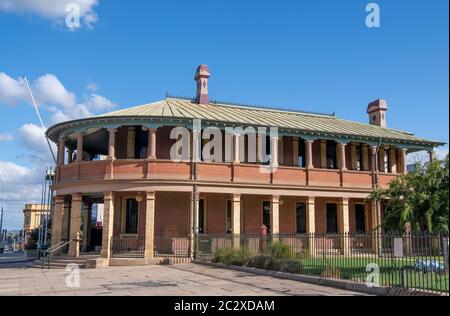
[0,0,448,230]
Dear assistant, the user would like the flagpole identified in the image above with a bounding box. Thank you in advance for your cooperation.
[23,77,57,164]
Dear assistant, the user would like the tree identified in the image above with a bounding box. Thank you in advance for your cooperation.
[368,154,449,233]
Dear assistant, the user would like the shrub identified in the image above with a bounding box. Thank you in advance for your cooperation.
[266,241,293,259]
[279,259,304,274]
[246,255,278,271]
[213,247,250,266]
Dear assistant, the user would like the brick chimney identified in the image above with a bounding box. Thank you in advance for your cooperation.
[195,64,210,104]
[367,99,388,128]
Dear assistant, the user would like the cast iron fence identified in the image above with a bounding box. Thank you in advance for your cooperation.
[154,235,191,258]
[196,232,449,295]
[110,236,145,258]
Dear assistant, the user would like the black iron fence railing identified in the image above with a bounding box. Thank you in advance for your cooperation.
[111,236,145,258]
[196,232,449,295]
[154,235,190,258]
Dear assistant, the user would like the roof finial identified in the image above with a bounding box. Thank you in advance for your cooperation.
[194,64,210,105]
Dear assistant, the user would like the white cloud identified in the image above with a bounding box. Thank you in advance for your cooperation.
[0,161,45,230]
[0,71,117,124]
[0,72,28,105]
[0,0,99,28]
[84,93,117,112]
[0,133,13,142]
[18,123,56,160]
[34,73,76,109]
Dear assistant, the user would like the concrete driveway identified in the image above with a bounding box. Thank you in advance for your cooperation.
[0,262,367,296]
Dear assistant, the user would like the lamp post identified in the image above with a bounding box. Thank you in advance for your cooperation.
[0,179,5,248]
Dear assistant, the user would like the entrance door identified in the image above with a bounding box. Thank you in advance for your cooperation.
[355,204,366,233]
[296,203,307,234]
[326,203,338,233]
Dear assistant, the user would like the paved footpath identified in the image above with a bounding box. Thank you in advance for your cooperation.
[0,262,368,296]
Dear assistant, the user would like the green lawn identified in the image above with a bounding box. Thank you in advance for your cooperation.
[294,257,448,293]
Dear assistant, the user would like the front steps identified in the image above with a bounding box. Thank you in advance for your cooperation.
[30,254,99,269]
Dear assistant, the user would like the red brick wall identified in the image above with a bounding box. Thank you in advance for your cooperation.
[203,193,228,234]
[279,196,298,234]
[155,192,190,236]
[242,195,268,234]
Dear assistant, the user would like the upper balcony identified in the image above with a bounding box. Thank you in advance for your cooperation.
[54,125,408,190]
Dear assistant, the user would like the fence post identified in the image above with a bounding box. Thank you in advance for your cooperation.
[259,225,267,253]
[443,237,449,275]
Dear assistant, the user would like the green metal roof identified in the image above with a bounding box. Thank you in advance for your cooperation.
[46,97,444,150]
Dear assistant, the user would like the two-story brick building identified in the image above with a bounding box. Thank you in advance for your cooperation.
[46,65,444,266]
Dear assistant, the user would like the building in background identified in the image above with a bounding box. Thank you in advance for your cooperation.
[23,204,50,245]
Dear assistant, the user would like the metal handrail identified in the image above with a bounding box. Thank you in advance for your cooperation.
[41,240,72,269]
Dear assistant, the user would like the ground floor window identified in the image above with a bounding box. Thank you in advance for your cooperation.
[226,200,232,234]
[199,199,205,234]
[355,204,366,233]
[296,203,307,234]
[326,203,338,233]
[263,201,271,233]
[125,198,138,234]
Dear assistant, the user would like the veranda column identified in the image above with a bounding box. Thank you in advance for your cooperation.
[61,201,70,241]
[270,196,280,236]
[389,148,397,173]
[362,144,369,171]
[320,140,327,168]
[370,201,379,254]
[50,196,65,247]
[306,140,314,169]
[350,143,357,170]
[148,128,157,160]
[400,148,408,174]
[81,203,91,252]
[378,147,386,172]
[144,192,156,260]
[68,194,83,257]
[306,197,316,257]
[76,133,84,162]
[338,198,350,256]
[271,136,279,168]
[233,134,240,164]
[57,138,66,165]
[232,194,241,249]
[101,192,114,259]
[370,146,378,187]
[278,137,284,166]
[292,137,299,166]
[337,143,347,171]
[428,150,436,162]
[108,128,117,159]
[189,192,200,258]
